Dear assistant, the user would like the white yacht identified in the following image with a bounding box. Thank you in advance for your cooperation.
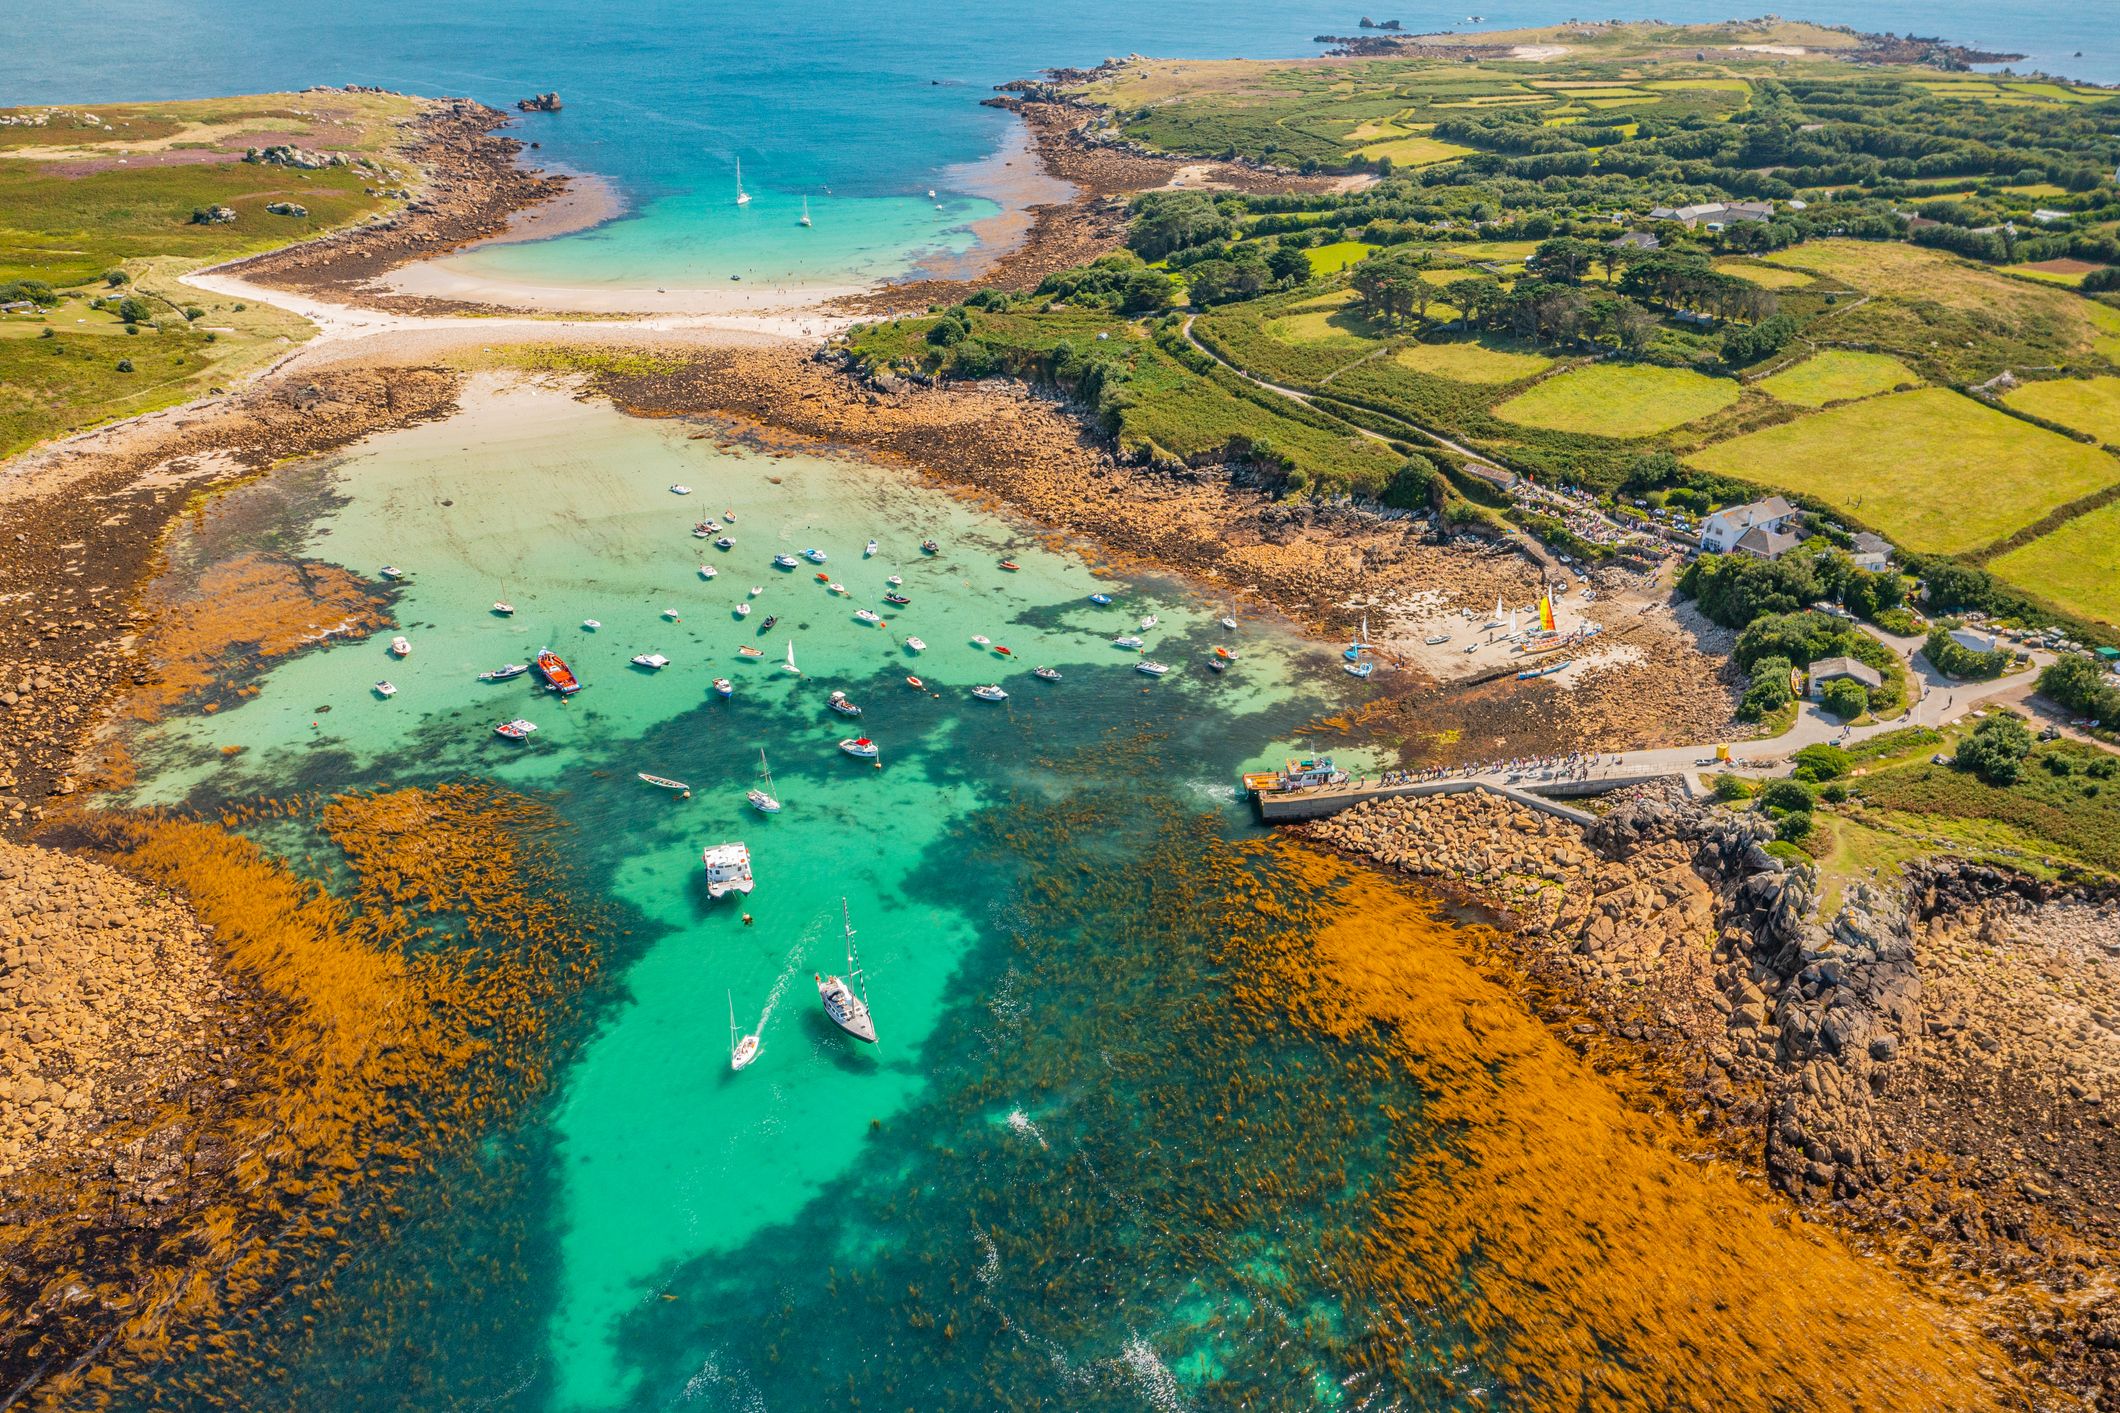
[798,196,812,228]
[734,157,751,206]
[632,653,670,670]
[701,842,755,900]
[747,748,782,814]
[971,684,1008,702]
[816,899,876,1043]
[390,636,411,657]
[373,680,397,698]
[730,991,761,1071]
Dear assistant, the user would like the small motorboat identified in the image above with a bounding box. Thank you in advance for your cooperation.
[999,560,1020,572]
[854,608,883,625]
[378,565,405,581]
[1220,616,1238,631]
[492,601,516,616]
[535,648,583,694]
[815,572,831,583]
[479,663,529,682]
[992,645,1012,657]
[828,690,863,717]
[1214,646,1237,661]
[1345,660,1375,679]
[374,680,398,698]
[496,719,537,740]
[715,536,735,550]
[1426,633,1450,645]
[864,539,878,557]
[737,645,766,659]
[1136,660,1170,677]
[1033,666,1061,682]
[700,564,718,579]
[1089,593,1112,606]
[774,553,800,569]
[639,773,691,793]
[713,677,734,697]
[670,484,692,495]
[1112,635,1143,650]
[839,736,880,760]
[971,634,991,646]
[730,991,761,1071]
[1207,657,1227,674]
[827,582,847,595]
[748,585,764,597]
[971,684,1008,702]
[736,603,751,618]
[920,539,938,555]
[701,842,754,900]
[904,636,926,653]
[582,618,602,631]
[760,615,779,631]
[390,636,412,657]
[802,547,828,563]
[882,592,910,606]
[664,608,683,621]
[632,653,671,670]
[1139,615,1158,630]
[906,675,925,690]
[886,575,904,587]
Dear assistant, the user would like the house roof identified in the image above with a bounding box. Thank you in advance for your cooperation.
[1608,231,1660,249]
[1704,496,1795,533]
[1850,531,1892,556]
[1810,656,1881,687]
[1733,525,1800,558]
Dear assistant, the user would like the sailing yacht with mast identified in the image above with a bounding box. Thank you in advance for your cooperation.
[782,639,800,675]
[747,749,782,814]
[816,899,876,1043]
[734,158,751,206]
[729,991,761,1071]
[799,196,812,227]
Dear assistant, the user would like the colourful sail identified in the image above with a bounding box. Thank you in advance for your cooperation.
[1537,593,1556,633]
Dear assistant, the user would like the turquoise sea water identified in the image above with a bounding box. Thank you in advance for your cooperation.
[122,381,1387,1407]
[6,0,2114,293]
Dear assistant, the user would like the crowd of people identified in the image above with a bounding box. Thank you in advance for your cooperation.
[1365,750,1628,789]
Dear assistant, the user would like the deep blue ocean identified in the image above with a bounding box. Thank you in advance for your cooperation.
[5,0,2114,291]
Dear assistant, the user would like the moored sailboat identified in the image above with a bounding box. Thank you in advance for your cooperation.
[816,899,877,1043]
[747,749,782,814]
[730,991,761,1070]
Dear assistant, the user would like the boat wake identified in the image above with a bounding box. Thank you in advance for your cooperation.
[1005,1107,1049,1151]
[679,1349,767,1410]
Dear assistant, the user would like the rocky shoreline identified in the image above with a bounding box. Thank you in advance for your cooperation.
[1300,787,2120,1406]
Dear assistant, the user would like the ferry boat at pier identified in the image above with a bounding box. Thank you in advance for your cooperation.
[1241,756,1349,795]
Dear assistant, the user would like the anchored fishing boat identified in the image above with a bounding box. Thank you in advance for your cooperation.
[699,564,718,579]
[920,538,938,555]
[774,552,799,569]
[735,603,751,618]
[713,677,734,697]
[882,592,910,607]
[854,608,883,625]
[1139,614,1158,630]
[632,652,670,670]
[748,585,764,597]
[971,635,990,647]
[904,636,926,653]
[534,648,582,694]
[759,614,778,631]
[1207,657,1226,674]
[838,736,879,761]
[582,619,601,631]
[737,645,766,659]
[373,681,397,698]
[817,899,877,1043]
[694,522,716,539]
[701,842,754,900]
[378,565,406,581]
[492,601,515,616]
[1112,635,1143,650]
[1214,646,1237,661]
[670,484,692,495]
[639,773,691,794]
[1033,666,1061,682]
[390,636,411,657]
[885,574,903,587]
[864,539,878,557]
[827,582,847,595]
[802,547,828,563]
[828,690,862,717]
[715,535,735,550]
[663,608,683,621]
[495,718,537,741]
[747,749,781,814]
[1136,660,1170,677]
[971,683,1008,702]
[1088,593,1112,606]
[905,674,925,690]
[991,645,1012,657]
[999,560,1020,572]
[730,991,761,1071]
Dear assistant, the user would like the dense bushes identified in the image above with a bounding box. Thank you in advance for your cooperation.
[1739,655,1796,722]
[1955,712,2032,785]
[2038,653,2120,728]
[1679,551,1820,628]
[1820,678,1868,720]
[1923,626,2012,681]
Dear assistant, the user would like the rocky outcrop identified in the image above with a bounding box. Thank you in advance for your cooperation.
[0,838,218,1180]
[243,143,347,169]
[514,92,562,112]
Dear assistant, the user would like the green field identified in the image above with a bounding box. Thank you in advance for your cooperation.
[1495,363,1739,438]
[1758,351,1917,408]
[1354,136,1475,167]
[1714,259,1817,290]
[1393,338,1552,384]
[1688,388,2120,554]
[2005,375,2120,444]
[1303,241,1376,276]
[1987,497,2120,625]
[1265,297,1384,349]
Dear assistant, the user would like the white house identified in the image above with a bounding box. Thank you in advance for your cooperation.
[1849,531,1893,572]
[1699,496,1797,555]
